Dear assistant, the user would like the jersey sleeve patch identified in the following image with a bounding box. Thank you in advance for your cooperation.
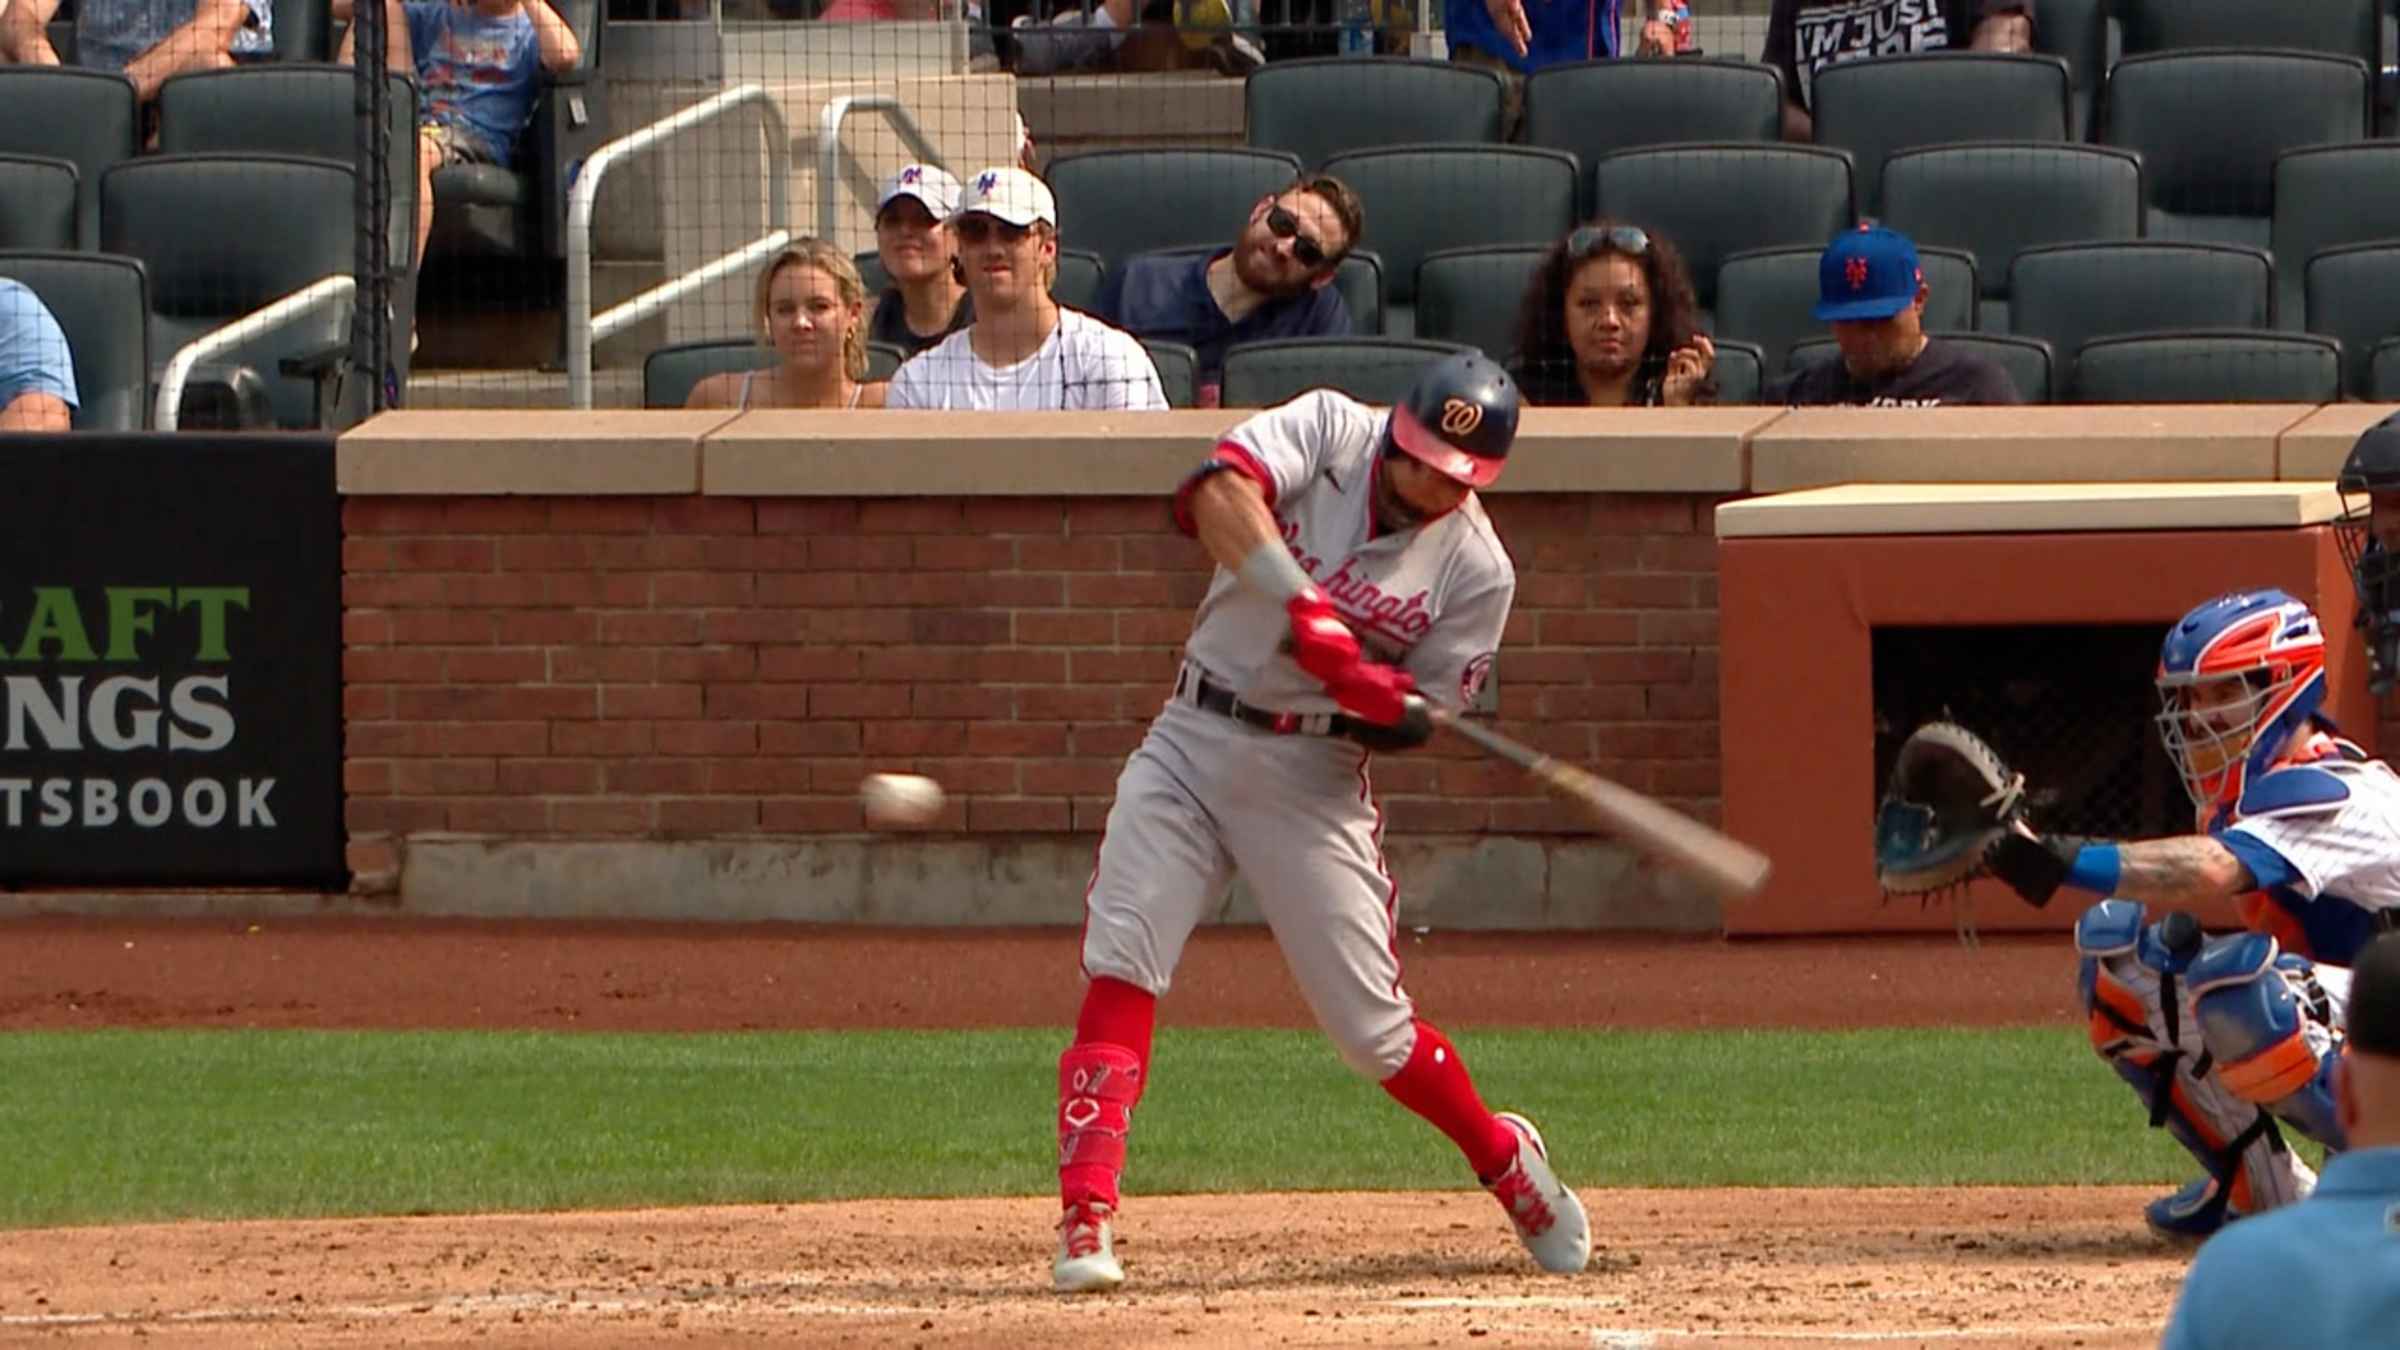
[2236,765,2352,819]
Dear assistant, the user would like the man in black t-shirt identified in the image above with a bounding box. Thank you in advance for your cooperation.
[1777,224,2021,407]
[1761,0,2034,141]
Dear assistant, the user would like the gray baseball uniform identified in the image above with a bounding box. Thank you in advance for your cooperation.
[1080,390,1516,1079]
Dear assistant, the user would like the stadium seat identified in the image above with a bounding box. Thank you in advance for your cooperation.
[2100,51,2370,247]
[102,154,359,431]
[0,249,152,431]
[2305,244,2400,398]
[1317,146,1576,337]
[273,0,335,62]
[2066,331,2342,404]
[1590,145,1854,311]
[1787,332,2056,404]
[2372,338,2400,401]
[2270,143,2400,334]
[0,68,138,250]
[1141,339,1201,408]
[1880,143,2142,332]
[1219,335,1472,408]
[2032,0,2110,137]
[2115,0,2379,67]
[642,337,910,408]
[157,66,418,269]
[0,156,78,253]
[2009,243,2274,378]
[1053,249,1107,315]
[1710,337,1764,406]
[1413,246,1544,367]
[1810,54,2071,215]
[426,0,608,261]
[854,249,891,299]
[1115,243,1386,336]
[1713,244,1977,382]
[1045,147,1303,275]
[1521,59,1782,213]
[1245,58,1505,170]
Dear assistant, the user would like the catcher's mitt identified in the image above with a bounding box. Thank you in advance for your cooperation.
[1873,721,2029,903]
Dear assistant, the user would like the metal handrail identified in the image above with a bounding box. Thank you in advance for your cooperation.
[567,82,792,409]
[155,276,358,432]
[816,95,947,241]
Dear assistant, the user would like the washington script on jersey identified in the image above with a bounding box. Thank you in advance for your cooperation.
[1282,521,1436,646]
[0,585,276,831]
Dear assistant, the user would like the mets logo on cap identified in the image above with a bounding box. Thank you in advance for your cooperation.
[899,165,922,185]
[1439,397,1483,438]
[976,171,1000,194]
[1845,257,1870,291]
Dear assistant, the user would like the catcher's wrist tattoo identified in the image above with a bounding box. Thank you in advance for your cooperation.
[2108,836,2254,905]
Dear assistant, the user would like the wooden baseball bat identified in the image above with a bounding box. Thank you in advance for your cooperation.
[1427,707,1772,900]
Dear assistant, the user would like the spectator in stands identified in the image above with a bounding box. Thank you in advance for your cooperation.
[0,278,78,432]
[1098,173,1363,408]
[1449,0,1690,137]
[1509,220,1716,407]
[1006,0,1262,78]
[686,240,887,411]
[869,164,973,359]
[1776,223,2018,407]
[1,0,272,104]
[886,166,1168,412]
[335,0,584,272]
[1763,0,2032,141]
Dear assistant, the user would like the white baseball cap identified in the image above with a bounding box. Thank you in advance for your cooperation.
[876,163,962,219]
[955,166,1058,230]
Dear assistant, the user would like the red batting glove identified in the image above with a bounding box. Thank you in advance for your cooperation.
[1327,662,1419,726]
[1286,587,1364,686]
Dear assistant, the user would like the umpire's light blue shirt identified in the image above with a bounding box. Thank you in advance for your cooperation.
[2160,1147,2400,1349]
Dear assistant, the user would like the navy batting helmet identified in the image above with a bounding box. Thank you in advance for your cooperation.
[1386,350,1520,489]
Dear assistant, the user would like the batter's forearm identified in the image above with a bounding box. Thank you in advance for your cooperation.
[1190,472,1309,600]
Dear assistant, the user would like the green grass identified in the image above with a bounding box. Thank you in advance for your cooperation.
[0,1027,2220,1229]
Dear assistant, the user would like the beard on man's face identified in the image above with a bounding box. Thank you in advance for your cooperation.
[1231,233,1319,299]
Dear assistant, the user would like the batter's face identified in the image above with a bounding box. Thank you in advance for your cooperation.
[875,197,955,287]
[958,213,1054,309]
[1232,192,1346,297]
[1375,451,1471,530]
[763,263,858,372]
[1830,290,1929,379]
[1564,254,1653,379]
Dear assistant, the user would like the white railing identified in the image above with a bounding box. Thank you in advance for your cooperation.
[566,82,792,410]
[815,94,946,241]
[155,276,358,432]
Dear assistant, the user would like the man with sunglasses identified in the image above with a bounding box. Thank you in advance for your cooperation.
[1100,176,1366,407]
[886,167,1167,412]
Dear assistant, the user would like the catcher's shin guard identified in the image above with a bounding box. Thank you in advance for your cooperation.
[2190,934,2347,1151]
[1058,1043,1144,1211]
[2076,902,2315,1240]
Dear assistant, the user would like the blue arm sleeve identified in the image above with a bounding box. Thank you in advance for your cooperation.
[2212,828,2300,892]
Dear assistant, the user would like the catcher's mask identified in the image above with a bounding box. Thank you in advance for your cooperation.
[2155,589,2328,814]
[2337,410,2400,697]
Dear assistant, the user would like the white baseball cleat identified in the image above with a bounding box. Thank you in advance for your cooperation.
[1052,1200,1125,1294]
[1484,1112,1592,1274]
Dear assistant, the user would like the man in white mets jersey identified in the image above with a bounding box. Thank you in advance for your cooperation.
[1980,588,2400,1243]
[1048,351,1593,1294]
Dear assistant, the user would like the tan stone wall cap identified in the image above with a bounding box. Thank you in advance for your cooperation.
[1715,480,2348,538]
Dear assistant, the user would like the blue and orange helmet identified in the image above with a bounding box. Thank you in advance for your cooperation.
[2155,589,2329,815]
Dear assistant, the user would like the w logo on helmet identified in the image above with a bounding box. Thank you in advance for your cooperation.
[1440,397,1484,438]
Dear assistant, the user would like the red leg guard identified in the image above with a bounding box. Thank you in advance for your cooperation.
[1058,978,1157,1211]
[1380,1020,1519,1180]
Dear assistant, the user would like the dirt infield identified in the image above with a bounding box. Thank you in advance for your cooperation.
[0,918,2188,1348]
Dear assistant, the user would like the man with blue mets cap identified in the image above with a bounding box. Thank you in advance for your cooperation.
[2162,931,2400,1348]
[1775,222,2022,407]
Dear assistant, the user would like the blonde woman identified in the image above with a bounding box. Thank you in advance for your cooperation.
[686,240,887,410]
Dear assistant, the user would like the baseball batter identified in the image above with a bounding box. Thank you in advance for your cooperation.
[1049,352,1592,1294]
[1982,587,2400,1242]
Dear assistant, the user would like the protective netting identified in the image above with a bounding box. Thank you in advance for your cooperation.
[3,0,2397,427]
[1871,623,2187,842]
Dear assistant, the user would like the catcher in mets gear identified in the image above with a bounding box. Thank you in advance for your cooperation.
[1049,351,1592,1295]
[1876,587,2400,1244]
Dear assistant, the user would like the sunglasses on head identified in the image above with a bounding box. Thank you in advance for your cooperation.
[1565,225,1652,260]
[1265,204,1331,269]
[957,214,1034,246]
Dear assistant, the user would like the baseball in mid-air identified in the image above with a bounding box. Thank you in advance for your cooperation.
[860,772,946,828]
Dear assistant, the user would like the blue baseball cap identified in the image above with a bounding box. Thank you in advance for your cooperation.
[1813,223,1924,322]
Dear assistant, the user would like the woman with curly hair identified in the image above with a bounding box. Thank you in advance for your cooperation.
[1508,221,1716,407]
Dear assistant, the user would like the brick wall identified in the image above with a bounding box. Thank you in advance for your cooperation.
[340,492,1724,886]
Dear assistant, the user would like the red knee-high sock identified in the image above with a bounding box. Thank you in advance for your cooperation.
[1058,976,1157,1210]
[1380,1020,1520,1180]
